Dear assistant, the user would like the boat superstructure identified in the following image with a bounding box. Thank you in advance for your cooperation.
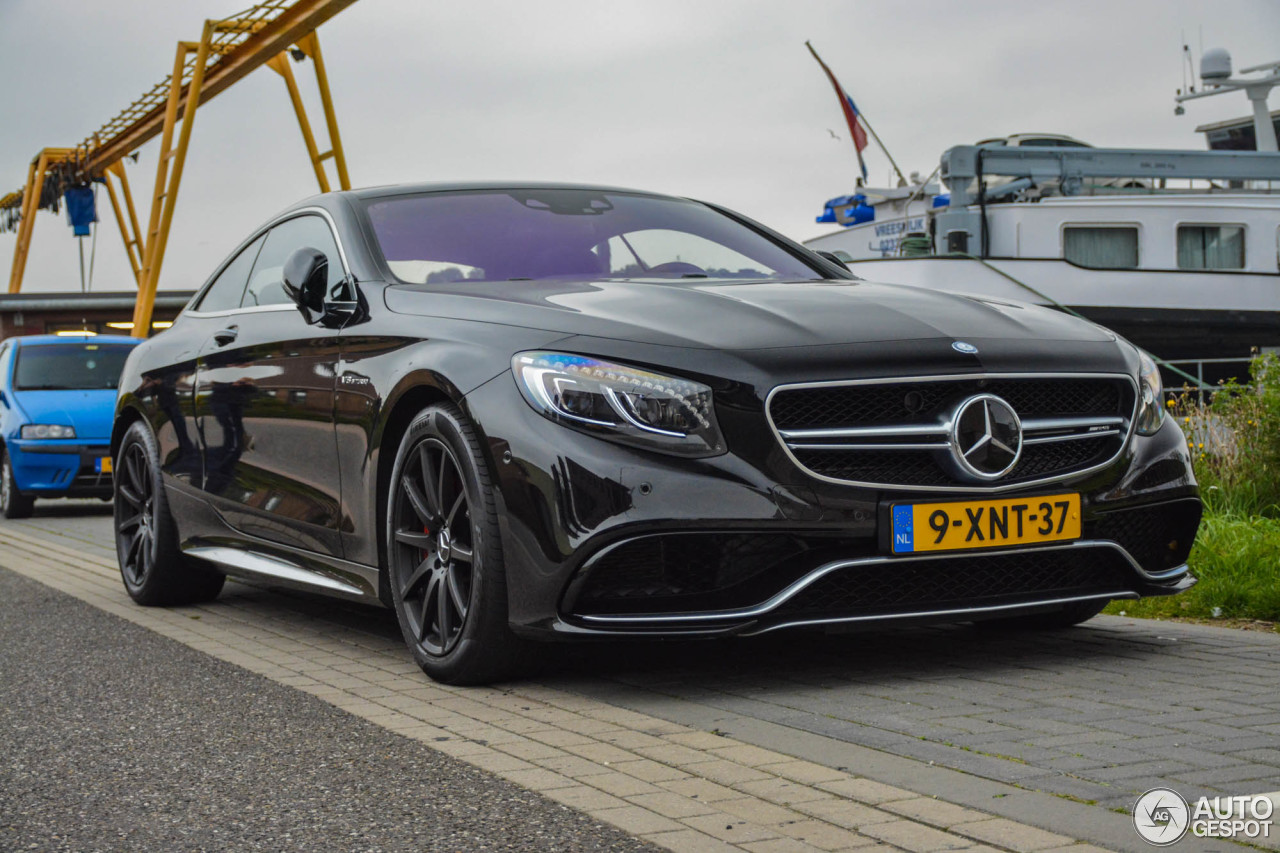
[805,144,1280,381]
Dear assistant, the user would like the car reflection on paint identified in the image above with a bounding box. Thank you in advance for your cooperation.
[111,183,1202,684]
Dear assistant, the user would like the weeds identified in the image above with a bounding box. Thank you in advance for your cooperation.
[1111,353,1280,623]
[1171,351,1280,518]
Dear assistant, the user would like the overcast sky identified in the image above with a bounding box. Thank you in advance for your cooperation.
[1,0,1277,293]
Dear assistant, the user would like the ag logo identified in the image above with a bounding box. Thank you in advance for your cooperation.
[1134,787,1190,845]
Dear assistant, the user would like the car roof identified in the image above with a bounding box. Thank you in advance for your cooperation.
[8,334,141,347]
[285,181,687,211]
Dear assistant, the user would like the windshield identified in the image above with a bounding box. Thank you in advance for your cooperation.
[13,343,135,391]
[365,190,824,284]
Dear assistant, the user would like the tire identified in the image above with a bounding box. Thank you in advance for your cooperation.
[115,420,225,606]
[386,403,520,684]
[0,448,35,519]
[980,599,1108,631]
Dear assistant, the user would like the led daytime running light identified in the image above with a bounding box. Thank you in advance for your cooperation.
[513,352,724,457]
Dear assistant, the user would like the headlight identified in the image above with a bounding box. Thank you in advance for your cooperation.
[513,352,725,457]
[21,424,76,439]
[1135,351,1164,436]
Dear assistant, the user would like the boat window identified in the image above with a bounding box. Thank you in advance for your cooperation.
[1063,226,1138,269]
[1016,138,1091,148]
[1177,225,1245,270]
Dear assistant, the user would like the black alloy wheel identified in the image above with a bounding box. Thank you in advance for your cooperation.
[0,448,34,519]
[394,436,474,655]
[387,404,518,684]
[115,420,225,606]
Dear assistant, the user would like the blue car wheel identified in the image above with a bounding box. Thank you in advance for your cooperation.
[1,448,34,519]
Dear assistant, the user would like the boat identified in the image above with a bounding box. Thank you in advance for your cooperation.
[802,54,1280,388]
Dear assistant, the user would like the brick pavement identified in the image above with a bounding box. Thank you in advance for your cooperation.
[549,612,1280,817]
[0,521,1120,853]
[6,507,1280,851]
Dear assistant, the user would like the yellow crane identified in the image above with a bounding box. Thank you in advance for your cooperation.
[0,0,357,336]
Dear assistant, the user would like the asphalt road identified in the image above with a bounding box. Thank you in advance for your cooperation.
[0,566,655,853]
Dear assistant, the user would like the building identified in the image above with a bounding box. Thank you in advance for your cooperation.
[0,291,195,340]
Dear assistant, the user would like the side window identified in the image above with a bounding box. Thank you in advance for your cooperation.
[196,235,265,312]
[1177,224,1245,270]
[1062,225,1138,269]
[243,215,343,308]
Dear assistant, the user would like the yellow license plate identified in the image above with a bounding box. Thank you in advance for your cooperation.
[97,456,113,474]
[890,493,1080,554]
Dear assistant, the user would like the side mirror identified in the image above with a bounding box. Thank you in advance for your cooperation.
[282,247,363,327]
[282,247,329,322]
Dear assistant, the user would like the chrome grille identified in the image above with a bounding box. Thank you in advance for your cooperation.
[770,378,1124,429]
[767,374,1136,491]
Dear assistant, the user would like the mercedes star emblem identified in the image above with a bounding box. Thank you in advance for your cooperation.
[949,394,1022,481]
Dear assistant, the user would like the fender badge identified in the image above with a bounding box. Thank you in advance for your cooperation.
[952,341,979,355]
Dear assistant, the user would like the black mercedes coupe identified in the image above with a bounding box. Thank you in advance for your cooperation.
[111,183,1202,683]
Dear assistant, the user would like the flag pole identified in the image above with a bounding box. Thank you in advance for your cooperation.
[805,41,909,187]
[852,105,909,187]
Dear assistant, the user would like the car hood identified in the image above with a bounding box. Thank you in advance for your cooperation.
[11,389,117,441]
[384,278,1115,351]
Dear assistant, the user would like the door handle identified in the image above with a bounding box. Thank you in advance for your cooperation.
[213,326,238,346]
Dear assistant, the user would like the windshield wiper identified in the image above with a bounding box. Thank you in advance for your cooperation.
[17,384,74,390]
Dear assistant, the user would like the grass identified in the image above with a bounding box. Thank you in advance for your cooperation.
[1102,353,1280,627]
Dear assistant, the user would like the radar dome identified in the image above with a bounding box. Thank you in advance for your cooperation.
[1201,48,1232,82]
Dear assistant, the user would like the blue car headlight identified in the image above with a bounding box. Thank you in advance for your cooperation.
[513,351,725,457]
[21,424,77,439]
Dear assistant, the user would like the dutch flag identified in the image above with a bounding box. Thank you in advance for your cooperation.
[807,42,870,181]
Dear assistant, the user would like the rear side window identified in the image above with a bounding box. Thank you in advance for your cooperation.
[1063,226,1138,269]
[243,215,343,308]
[196,235,265,312]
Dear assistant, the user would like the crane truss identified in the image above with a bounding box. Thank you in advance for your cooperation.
[2,0,357,335]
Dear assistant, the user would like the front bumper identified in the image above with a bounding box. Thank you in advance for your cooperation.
[467,377,1201,639]
[7,440,114,497]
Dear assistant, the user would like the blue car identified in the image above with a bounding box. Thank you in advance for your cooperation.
[0,334,141,518]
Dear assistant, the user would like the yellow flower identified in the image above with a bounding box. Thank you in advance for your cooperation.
[1198,443,1204,449]
[1184,417,1191,424]
[1166,398,1175,407]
